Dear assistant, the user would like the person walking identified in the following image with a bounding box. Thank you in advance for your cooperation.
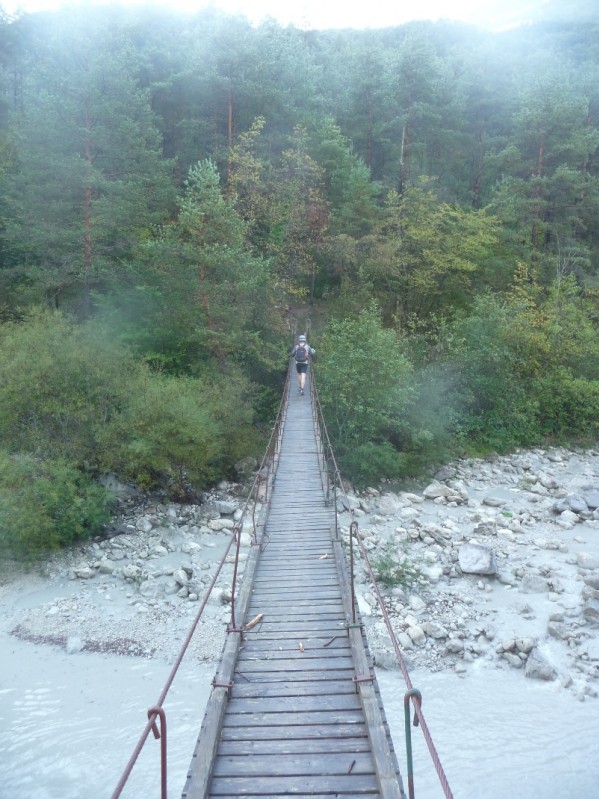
[291,334,315,395]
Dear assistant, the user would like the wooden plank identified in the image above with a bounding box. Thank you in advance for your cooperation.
[225,694,362,714]
[205,794,376,799]
[217,737,372,756]
[220,723,368,742]
[235,657,354,673]
[212,752,375,777]
[222,709,364,727]
[208,774,380,795]
[231,679,357,699]
[239,637,349,653]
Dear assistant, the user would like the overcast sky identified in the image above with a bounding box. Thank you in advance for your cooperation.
[2,0,545,30]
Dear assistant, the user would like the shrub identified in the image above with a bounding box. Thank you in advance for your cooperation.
[0,451,113,560]
[535,369,599,439]
[101,373,224,493]
[316,303,413,484]
[371,542,425,590]
[0,311,136,466]
[448,295,541,451]
[339,442,407,489]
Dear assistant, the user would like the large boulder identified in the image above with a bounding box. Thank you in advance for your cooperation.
[525,648,557,681]
[458,543,497,575]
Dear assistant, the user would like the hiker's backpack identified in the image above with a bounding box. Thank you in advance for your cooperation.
[295,344,308,362]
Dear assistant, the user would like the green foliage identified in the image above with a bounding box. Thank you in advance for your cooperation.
[371,542,425,590]
[535,369,599,440]
[339,442,407,489]
[1,5,599,508]
[101,374,221,492]
[316,304,413,485]
[0,311,137,464]
[360,184,500,324]
[447,295,542,451]
[0,451,113,560]
[0,312,264,495]
[124,159,278,375]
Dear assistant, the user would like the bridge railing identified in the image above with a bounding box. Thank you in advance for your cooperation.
[111,362,292,799]
[309,365,454,799]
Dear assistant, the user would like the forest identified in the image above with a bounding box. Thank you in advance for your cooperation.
[1,2,598,558]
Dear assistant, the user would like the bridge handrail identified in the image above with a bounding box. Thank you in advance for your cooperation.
[310,365,454,799]
[111,361,292,799]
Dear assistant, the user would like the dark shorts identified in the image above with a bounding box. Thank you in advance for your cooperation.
[295,362,308,374]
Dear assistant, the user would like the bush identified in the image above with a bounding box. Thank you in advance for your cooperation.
[0,311,137,466]
[0,312,265,495]
[448,296,541,451]
[316,304,413,484]
[339,442,407,489]
[371,542,425,590]
[535,370,599,439]
[0,451,113,560]
[101,373,224,493]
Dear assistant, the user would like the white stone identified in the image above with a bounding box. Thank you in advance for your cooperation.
[458,543,497,575]
[66,637,84,655]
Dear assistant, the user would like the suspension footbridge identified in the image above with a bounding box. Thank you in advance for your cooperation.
[112,364,452,799]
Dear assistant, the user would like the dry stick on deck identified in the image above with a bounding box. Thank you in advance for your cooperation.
[244,613,264,630]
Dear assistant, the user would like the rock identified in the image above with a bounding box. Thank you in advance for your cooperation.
[458,543,497,575]
[407,625,426,646]
[482,496,506,507]
[422,481,451,500]
[173,568,189,586]
[357,594,372,616]
[74,566,95,579]
[583,598,599,623]
[214,500,237,515]
[553,494,589,514]
[577,552,599,570]
[548,620,570,640]
[66,636,84,655]
[518,574,550,593]
[515,637,535,654]
[525,648,557,681]
[408,595,427,612]
[445,638,465,654]
[98,558,114,575]
[504,653,523,668]
[473,522,497,537]
[376,494,403,515]
[208,518,235,531]
[339,494,361,511]
[555,510,580,529]
[434,465,456,481]
[181,541,201,555]
[421,622,449,639]
[581,488,599,510]
[122,564,142,580]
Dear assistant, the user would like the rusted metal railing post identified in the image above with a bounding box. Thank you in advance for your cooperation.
[147,707,168,799]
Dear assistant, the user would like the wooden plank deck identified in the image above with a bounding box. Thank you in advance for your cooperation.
[182,371,405,799]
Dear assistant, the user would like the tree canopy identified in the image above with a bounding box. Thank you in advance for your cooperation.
[1,4,598,551]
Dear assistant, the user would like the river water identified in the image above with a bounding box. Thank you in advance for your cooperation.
[2,635,598,798]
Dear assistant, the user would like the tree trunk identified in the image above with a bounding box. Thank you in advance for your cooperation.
[82,105,93,318]
[530,131,545,253]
